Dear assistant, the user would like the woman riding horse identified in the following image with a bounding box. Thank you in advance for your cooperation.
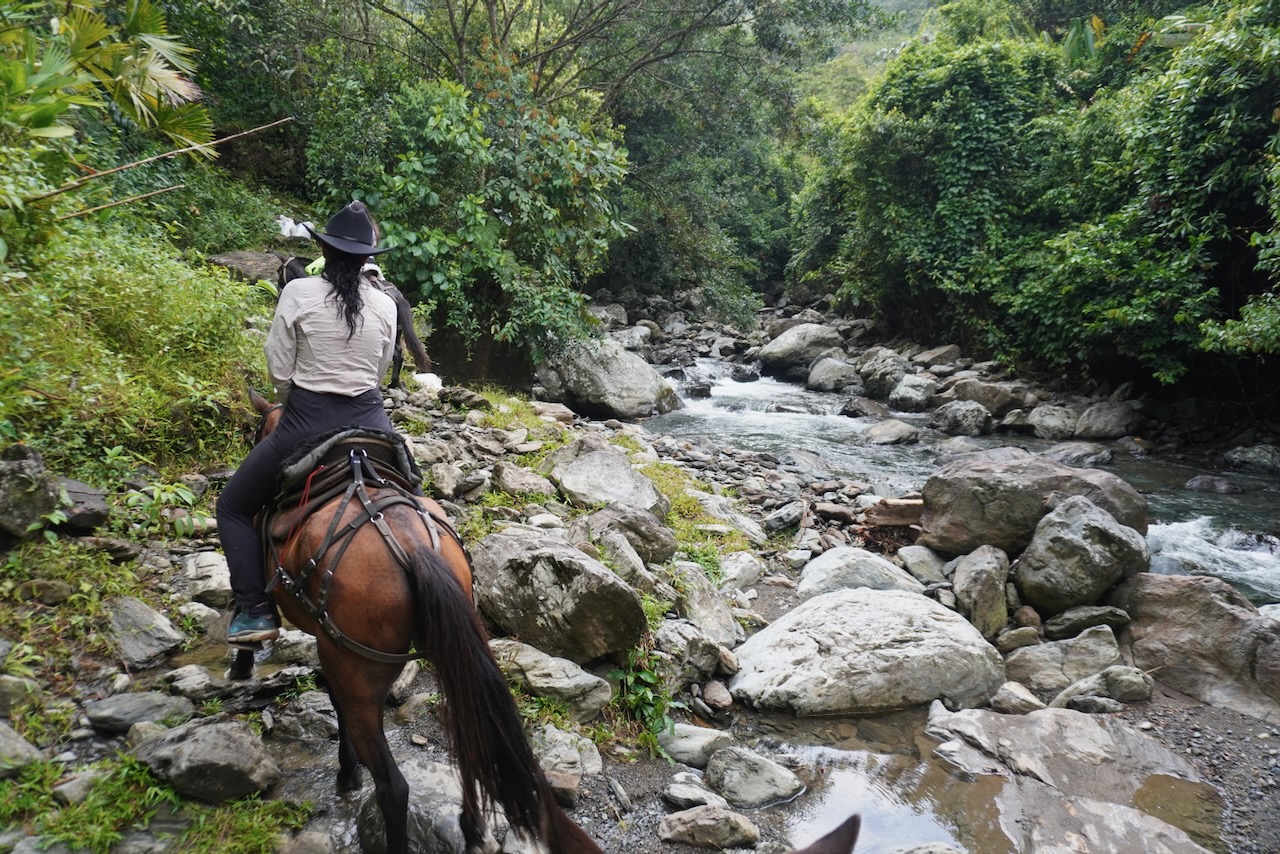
[217,200,401,643]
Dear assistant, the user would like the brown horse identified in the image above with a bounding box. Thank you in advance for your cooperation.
[238,390,859,854]
[236,389,601,853]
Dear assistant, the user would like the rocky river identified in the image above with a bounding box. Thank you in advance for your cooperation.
[2,294,1279,854]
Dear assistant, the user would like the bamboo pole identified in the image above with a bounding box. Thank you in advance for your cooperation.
[54,184,186,221]
[25,117,295,206]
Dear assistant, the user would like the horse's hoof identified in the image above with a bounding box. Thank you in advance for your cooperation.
[337,771,363,793]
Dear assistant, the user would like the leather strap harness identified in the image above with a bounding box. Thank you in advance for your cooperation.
[260,439,467,664]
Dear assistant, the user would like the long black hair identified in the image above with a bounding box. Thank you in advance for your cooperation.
[321,244,365,339]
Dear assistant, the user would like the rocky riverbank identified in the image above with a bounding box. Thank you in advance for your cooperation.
[2,292,1279,853]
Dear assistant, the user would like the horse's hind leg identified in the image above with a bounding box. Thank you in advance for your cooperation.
[330,697,362,793]
[332,691,410,853]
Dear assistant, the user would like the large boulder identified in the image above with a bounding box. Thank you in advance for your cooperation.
[1013,496,1149,616]
[1074,401,1144,440]
[948,378,1028,418]
[535,337,681,420]
[1109,574,1280,721]
[472,528,647,663]
[856,347,910,399]
[918,456,1147,557]
[757,324,844,375]
[538,434,669,518]
[730,589,1004,714]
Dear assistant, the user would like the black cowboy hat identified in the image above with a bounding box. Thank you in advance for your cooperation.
[305,201,391,256]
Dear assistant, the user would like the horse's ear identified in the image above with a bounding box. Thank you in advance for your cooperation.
[248,386,273,414]
[792,813,860,854]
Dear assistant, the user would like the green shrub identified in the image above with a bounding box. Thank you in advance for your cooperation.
[0,218,265,482]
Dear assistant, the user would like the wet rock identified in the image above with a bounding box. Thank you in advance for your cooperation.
[889,374,937,413]
[704,746,804,808]
[1041,441,1113,467]
[1027,405,1079,440]
[1043,605,1132,640]
[989,681,1047,714]
[1224,443,1280,474]
[758,324,844,375]
[1050,665,1154,708]
[1075,400,1144,440]
[0,445,60,539]
[182,552,232,609]
[927,400,993,437]
[535,337,681,420]
[864,419,919,445]
[1184,474,1245,494]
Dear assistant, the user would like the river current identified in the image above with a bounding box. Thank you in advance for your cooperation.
[648,360,1280,605]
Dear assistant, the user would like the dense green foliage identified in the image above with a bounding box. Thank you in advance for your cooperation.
[789,0,1280,385]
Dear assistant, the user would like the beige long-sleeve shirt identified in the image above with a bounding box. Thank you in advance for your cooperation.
[266,275,397,398]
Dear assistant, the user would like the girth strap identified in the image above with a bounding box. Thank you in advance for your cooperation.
[266,446,463,664]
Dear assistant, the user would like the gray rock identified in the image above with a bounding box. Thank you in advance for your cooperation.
[758,324,845,375]
[490,461,556,497]
[989,681,1047,714]
[539,435,669,517]
[108,597,186,670]
[181,552,232,609]
[1041,441,1113,467]
[657,723,734,768]
[927,400,993,437]
[0,445,60,538]
[0,720,44,779]
[1004,625,1120,696]
[731,589,1004,714]
[84,692,195,733]
[951,546,1009,640]
[658,805,760,848]
[1224,443,1280,474]
[535,337,681,420]
[1043,605,1132,640]
[130,720,280,802]
[670,561,744,647]
[1026,405,1078,440]
[806,358,862,393]
[864,419,919,445]
[472,528,646,663]
[948,378,1027,418]
[490,638,613,722]
[272,691,340,740]
[704,746,804,808]
[1050,665,1154,708]
[857,347,910,399]
[919,456,1148,557]
[888,374,937,413]
[797,546,926,599]
[1109,573,1280,721]
[1074,400,1143,440]
[1014,495,1149,616]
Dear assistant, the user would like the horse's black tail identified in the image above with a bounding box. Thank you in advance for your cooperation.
[406,547,549,843]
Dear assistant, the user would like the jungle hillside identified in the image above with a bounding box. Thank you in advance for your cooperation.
[2,0,1279,488]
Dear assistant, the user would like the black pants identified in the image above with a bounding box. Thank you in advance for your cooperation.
[216,386,396,610]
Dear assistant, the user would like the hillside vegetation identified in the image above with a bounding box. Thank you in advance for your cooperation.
[1,0,1278,486]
